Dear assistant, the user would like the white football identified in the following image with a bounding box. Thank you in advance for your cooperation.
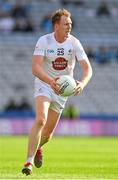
[56,75,76,97]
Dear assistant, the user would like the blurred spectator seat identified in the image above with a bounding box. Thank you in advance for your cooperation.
[13,17,35,32]
[11,1,28,18]
[61,0,84,6]
[95,47,111,64]
[96,1,111,16]
[0,13,14,32]
[40,13,52,33]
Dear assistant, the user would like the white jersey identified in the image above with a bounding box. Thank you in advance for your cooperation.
[33,32,88,83]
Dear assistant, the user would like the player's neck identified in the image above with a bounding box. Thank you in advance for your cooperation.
[54,32,67,43]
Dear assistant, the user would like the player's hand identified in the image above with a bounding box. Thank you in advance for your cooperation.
[49,77,60,95]
[74,80,84,96]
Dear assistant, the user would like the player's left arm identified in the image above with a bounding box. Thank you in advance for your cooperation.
[74,59,92,95]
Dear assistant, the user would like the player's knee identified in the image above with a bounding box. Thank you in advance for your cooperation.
[35,117,46,128]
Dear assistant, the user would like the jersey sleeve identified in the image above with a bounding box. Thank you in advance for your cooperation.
[74,38,88,61]
[33,36,46,56]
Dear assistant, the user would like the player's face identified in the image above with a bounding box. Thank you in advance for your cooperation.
[56,15,72,38]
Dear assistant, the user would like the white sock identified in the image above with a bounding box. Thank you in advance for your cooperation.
[27,156,34,165]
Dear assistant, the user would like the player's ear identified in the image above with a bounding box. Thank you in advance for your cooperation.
[54,23,59,30]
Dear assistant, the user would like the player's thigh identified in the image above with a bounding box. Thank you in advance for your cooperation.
[35,96,51,122]
[42,108,61,134]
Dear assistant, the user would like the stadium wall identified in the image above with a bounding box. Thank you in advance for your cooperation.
[0,112,118,136]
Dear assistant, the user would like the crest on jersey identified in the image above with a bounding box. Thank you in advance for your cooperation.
[52,57,68,70]
[68,49,72,55]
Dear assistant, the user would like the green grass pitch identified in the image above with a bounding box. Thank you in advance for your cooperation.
[0,136,118,179]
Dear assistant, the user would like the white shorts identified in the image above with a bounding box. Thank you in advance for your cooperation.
[34,79,68,113]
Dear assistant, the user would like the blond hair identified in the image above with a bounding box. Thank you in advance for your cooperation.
[51,9,71,26]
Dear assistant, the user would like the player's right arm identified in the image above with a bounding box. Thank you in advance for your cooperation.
[32,55,60,94]
[32,55,53,85]
[32,37,60,93]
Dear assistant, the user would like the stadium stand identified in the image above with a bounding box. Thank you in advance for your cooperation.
[0,0,118,117]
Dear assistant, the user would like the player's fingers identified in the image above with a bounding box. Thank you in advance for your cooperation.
[51,84,60,94]
[53,84,60,91]
[53,88,60,95]
[74,86,82,95]
[55,77,60,81]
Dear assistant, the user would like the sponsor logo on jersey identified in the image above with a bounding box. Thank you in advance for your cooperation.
[47,49,54,53]
[52,57,68,70]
